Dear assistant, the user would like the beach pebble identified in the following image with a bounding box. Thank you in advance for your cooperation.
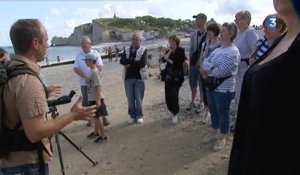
[65,164,71,169]
[184,165,190,169]
[221,154,229,159]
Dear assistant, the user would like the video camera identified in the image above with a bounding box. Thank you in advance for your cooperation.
[47,90,76,107]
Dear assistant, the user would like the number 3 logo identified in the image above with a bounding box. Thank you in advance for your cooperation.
[267,16,276,29]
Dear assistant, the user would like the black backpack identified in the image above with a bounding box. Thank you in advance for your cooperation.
[0,60,49,173]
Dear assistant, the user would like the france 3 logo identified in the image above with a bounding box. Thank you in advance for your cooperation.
[267,15,276,29]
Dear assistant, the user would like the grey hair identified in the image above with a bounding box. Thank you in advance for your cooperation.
[80,35,91,44]
[132,33,142,40]
[222,22,238,42]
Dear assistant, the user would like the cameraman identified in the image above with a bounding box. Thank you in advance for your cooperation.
[0,19,97,174]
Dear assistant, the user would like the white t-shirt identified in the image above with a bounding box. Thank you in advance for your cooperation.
[74,49,103,86]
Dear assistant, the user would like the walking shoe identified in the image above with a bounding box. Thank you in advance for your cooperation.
[94,136,108,143]
[212,139,226,151]
[230,125,235,133]
[128,118,135,124]
[186,102,195,111]
[195,104,204,113]
[172,115,178,124]
[202,135,217,144]
[87,132,99,138]
[137,118,144,124]
[201,112,211,124]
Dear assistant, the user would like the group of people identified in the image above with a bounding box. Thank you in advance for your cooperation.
[106,45,120,62]
[1,0,300,174]
[73,36,110,142]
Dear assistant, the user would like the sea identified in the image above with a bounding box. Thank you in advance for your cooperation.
[2,46,86,66]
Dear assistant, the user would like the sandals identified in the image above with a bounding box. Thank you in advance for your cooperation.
[87,132,99,138]
[94,136,108,143]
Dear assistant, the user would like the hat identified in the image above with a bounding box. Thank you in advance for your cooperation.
[192,13,207,21]
[83,53,97,61]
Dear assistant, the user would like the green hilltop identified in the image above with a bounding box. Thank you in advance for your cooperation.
[94,15,196,35]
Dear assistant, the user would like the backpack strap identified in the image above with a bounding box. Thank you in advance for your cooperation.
[2,60,50,173]
[195,32,207,52]
[7,61,49,98]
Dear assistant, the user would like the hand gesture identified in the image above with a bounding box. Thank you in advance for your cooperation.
[199,68,208,79]
[47,84,63,97]
[249,57,256,65]
[96,100,102,108]
[70,96,97,121]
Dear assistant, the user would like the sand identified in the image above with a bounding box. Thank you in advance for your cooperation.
[41,39,233,175]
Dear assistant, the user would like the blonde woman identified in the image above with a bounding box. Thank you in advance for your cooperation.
[233,10,259,104]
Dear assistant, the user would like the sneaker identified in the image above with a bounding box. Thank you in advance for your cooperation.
[212,139,226,151]
[87,132,99,138]
[230,125,235,133]
[94,136,108,143]
[201,113,211,124]
[128,118,135,124]
[137,118,144,124]
[195,104,204,113]
[186,102,195,111]
[172,115,178,124]
[202,135,217,144]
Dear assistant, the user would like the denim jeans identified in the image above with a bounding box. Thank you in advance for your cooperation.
[0,163,49,175]
[207,90,234,134]
[81,86,89,107]
[124,79,145,119]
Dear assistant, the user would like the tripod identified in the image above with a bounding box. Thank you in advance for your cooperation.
[48,105,97,175]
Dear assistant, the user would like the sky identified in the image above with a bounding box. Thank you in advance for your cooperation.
[0,0,276,46]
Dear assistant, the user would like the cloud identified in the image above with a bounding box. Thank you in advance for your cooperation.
[98,2,164,18]
[0,31,6,44]
[74,8,99,16]
[214,0,276,25]
[64,19,77,33]
[44,16,51,30]
[50,7,65,15]
[216,0,255,15]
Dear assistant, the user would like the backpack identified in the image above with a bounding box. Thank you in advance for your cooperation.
[0,60,38,158]
[0,60,50,159]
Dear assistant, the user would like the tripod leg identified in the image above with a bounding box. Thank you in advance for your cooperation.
[55,133,66,175]
[59,131,98,166]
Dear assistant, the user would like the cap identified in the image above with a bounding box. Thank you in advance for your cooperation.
[192,13,207,21]
[83,53,97,61]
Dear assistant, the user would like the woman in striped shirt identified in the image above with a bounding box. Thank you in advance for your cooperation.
[202,22,240,151]
[199,23,221,123]
[249,14,287,65]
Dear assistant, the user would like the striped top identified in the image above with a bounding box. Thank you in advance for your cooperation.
[203,45,240,92]
[255,37,269,60]
[233,28,259,59]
